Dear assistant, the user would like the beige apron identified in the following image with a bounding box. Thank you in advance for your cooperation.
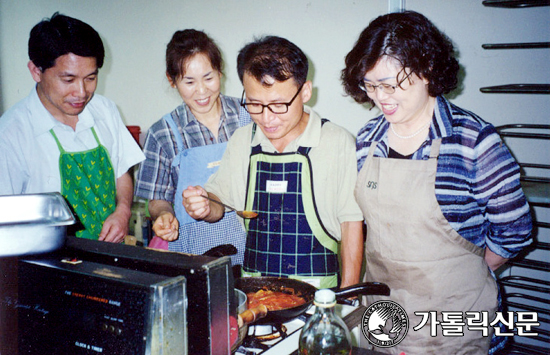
[355,139,498,355]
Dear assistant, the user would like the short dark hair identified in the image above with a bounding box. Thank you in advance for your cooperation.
[165,29,223,84]
[28,12,105,71]
[341,11,459,106]
[237,36,308,87]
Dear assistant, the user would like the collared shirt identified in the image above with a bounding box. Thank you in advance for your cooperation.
[356,96,532,258]
[0,87,145,195]
[206,106,364,241]
[135,94,246,202]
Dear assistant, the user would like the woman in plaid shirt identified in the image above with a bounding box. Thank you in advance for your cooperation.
[135,30,250,264]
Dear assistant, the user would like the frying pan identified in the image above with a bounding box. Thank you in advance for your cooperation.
[235,276,390,325]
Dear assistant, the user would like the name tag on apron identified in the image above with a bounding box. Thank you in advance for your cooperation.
[207,160,222,169]
[266,180,288,193]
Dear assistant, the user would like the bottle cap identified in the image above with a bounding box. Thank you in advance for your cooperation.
[314,289,337,307]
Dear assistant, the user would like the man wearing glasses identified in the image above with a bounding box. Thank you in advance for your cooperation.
[182,36,363,289]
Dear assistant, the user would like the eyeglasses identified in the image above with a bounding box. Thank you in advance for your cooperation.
[240,83,304,114]
[359,72,411,95]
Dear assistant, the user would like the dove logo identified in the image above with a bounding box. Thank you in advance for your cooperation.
[361,300,408,348]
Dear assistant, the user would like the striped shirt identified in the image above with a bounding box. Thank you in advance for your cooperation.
[356,96,532,258]
[135,94,248,201]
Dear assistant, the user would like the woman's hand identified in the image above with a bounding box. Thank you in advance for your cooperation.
[152,211,179,241]
[484,247,509,271]
[148,200,178,241]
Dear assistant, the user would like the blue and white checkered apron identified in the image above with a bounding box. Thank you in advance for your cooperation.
[164,113,247,265]
[243,141,339,282]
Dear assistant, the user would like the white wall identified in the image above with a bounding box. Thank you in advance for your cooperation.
[0,0,390,138]
[1,1,548,138]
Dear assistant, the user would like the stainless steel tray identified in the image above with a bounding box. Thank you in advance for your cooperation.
[0,192,75,256]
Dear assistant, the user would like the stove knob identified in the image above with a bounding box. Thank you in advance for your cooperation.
[115,327,122,336]
[109,325,116,334]
[101,323,108,332]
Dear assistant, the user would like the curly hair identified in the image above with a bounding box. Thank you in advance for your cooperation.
[166,29,223,84]
[341,11,459,106]
[237,36,308,87]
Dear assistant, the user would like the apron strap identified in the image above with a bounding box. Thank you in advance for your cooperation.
[165,108,226,158]
[163,113,185,154]
[368,141,379,160]
[50,127,102,153]
[297,146,311,155]
[251,123,257,143]
[49,129,66,154]
[249,118,330,154]
[90,126,102,146]
[429,138,442,159]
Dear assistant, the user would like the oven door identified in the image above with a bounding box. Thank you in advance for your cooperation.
[3,257,187,355]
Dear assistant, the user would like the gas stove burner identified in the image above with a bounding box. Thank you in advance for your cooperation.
[248,323,288,341]
[235,304,362,355]
[239,323,289,353]
[241,336,269,351]
[235,314,311,354]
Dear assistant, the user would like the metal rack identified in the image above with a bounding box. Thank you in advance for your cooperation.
[482,42,550,50]
[482,0,550,8]
[496,124,550,354]
[481,1,550,351]
[480,84,550,94]
[481,3,549,351]
[480,0,550,94]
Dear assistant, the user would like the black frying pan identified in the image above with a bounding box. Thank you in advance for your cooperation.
[234,277,390,324]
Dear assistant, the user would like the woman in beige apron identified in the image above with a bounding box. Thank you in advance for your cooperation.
[341,11,532,355]
[356,139,498,354]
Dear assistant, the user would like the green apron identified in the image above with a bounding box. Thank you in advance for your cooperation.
[51,127,116,240]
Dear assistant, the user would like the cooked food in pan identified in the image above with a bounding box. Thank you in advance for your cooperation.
[247,289,306,311]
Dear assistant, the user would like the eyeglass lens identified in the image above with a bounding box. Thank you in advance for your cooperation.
[360,71,411,95]
[246,103,289,114]
[241,84,304,114]
[361,82,396,94]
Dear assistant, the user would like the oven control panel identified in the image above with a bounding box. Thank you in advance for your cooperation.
[14,257,186,355]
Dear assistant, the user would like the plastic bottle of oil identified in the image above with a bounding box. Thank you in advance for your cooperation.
[298,289,352,354]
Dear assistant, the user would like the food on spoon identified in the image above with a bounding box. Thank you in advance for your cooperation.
[240,211,258,219]
[247,289,306,311]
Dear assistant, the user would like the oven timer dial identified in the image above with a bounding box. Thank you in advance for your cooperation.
[101,322,123,336]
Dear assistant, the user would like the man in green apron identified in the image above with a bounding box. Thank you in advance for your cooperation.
[0,13,144,242]
[182,36,364,289]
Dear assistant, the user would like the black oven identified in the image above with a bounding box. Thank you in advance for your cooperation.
[0,237,235,355]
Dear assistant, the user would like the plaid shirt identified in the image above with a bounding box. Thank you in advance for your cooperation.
[135,94,248,202]
[356,96,532,259]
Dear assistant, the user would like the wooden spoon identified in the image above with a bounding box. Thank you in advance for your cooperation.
[201,195,258,219]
